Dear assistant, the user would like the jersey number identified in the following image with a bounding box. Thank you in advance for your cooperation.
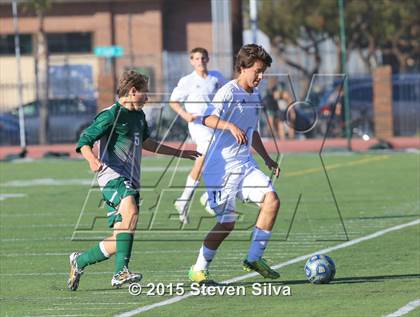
[212,191,222,203]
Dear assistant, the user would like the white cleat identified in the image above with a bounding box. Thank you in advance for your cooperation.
[199,192,215,216]
[111,266,142,288]
[67,252,84,291]
[174,200,190,224]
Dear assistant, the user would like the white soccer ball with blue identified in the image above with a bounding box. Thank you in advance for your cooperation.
[304,254,336,284]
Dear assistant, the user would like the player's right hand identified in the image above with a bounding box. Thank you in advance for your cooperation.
[229,124,247,145]
[89,158,103,172]
[181,150,202,160]
[183,112,198,123]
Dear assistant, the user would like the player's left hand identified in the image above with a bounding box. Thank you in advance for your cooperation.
[265,159,280,178]
[181,150,202,160]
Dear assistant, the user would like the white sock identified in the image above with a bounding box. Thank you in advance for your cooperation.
[179,176,199,201]
[247,227,272,262]
[194,245,217,271]
[99,241,111,258]
[200,192,209,204]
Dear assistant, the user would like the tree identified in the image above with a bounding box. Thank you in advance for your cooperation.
[259,0,339,86]
[346,0,420,72]
[23,0,51,144]
[259,0,420,78]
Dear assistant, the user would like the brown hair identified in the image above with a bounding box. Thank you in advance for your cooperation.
[234,44,272,73]
[117,70,149,97]
[190,47,209,59]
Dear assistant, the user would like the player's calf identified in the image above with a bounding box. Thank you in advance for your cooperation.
[256,192,280,231]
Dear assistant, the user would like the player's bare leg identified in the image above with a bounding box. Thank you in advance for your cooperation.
[203,221,235,250]
[189,154,205,181]
[110,196,142,288]
[255,191,280,231]
[189,221,235,284]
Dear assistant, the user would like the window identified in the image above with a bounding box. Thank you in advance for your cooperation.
[0,34,32,55]
[48,99,89,115]
[47,32,92,54]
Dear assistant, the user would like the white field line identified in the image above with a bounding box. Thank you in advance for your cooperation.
[3,213,73,218]
[0,267,263,277]
[1,251,301,258]
[0,193,27,201]
[0,224,74,229]
[115,219,420,317]
[383,299,420,317]
[0,167,193,187]
[1,249,200,257]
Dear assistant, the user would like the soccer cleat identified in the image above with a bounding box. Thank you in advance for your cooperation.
[67,252,84,291]
[188,266,216,285]
[243,258,280,279]
[199,192,216,216]
[174,200,190,224]
[111,266,142,288]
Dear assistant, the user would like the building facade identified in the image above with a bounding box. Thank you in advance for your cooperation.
[0,0,214,110]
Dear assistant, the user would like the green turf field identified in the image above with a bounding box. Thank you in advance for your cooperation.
[0,151,419,316]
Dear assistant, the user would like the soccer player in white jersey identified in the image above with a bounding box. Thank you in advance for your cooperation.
[169,47,226,224]
[188,44,281,283]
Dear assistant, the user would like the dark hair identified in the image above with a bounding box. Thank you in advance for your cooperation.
[190,47,209,59]
[234,44,272,73]
[117,70,149,97]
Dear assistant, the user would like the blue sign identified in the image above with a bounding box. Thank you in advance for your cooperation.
[94,46,124,58]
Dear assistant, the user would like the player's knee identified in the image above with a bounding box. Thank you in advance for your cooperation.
[265,192,280,212]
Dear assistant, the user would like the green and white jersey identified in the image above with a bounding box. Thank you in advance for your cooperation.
[76,102,150,189]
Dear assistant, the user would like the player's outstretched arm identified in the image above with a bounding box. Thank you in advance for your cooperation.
[252,131,280,177]
[203,115,248,145]
[142,138,201,160]
[169,101,197,123]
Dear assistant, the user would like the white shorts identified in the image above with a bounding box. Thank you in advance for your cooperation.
[203,161,275,223]
[188,122,214,154]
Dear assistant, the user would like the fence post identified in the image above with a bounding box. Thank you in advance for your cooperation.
[373,66,393,139]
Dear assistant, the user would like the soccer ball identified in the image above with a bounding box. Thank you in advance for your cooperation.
[304,254,336,284]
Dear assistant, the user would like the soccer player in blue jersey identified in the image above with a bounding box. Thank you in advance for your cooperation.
[188,45,281,284]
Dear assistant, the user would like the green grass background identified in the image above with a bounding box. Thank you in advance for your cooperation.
[0,152,419,316]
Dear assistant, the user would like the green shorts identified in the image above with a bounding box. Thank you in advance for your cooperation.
[101,177,140,228]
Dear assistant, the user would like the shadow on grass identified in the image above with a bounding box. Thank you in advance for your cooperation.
[228,273,420,287]
[61,273,420,292]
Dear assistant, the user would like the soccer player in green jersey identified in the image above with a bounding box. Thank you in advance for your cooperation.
[67,70,200,290]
